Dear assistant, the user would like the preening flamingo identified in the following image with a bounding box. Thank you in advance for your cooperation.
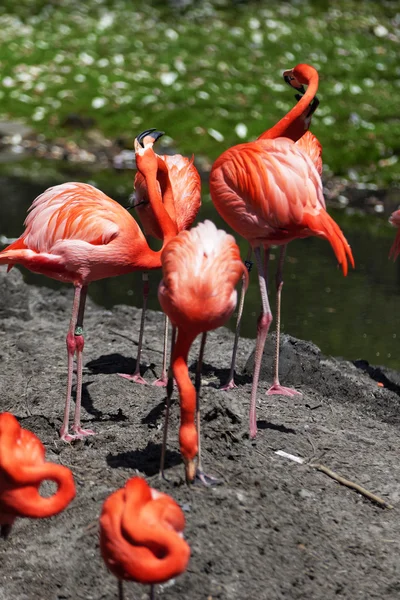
[0,146,178,441]
[100,476,190,600]
[0,412,75,538]
[222,63,323,393]
[209,133,354,439]
[158,220,246,482]
[120,129,201,386]
[389,210,400,259]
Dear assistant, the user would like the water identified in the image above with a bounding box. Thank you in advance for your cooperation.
[1,170,399,370]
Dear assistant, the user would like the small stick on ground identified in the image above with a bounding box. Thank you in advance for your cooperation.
[310,463,394,510]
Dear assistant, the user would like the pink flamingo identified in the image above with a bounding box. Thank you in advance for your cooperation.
[222,64,323,394]
[120,129,201,386]
[209,130,354,438]
[0,412,75,538]
[0,135,178,441]
[158,220,247,483]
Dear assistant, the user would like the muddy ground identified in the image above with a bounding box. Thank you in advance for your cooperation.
[0,265,400,600]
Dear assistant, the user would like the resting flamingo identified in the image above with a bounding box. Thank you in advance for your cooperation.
[223,64,323,394]
[209,123,354,438]
[158,220,246,483]
[119,129,201,386]
[100,476,190,600]
[0,135,178,441]
[0,412,75,538]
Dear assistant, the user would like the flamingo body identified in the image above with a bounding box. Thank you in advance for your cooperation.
[100,476,190,584]
[158,220,246,479]
[0,182,160,284]
[0,412,75,530]
[210,138,353,274]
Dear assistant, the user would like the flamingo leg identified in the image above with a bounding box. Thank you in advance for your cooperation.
[221,244,253,391]
[153,314,169,387]
[159,326,177,480]
[194,333,220,486]
[118,580,124,600]
[60,285,85,441]
[119,272,149,384]
[267,245,302,397]
[150,584,155,600]
[249,247,273,439]
[70,285,95,438]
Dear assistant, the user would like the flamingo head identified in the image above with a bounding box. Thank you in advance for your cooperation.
[134,129,165,176]
[136,128,165,149]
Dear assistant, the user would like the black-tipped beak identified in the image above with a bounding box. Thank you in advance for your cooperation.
[284,74,306,95]
[136,128,165,147]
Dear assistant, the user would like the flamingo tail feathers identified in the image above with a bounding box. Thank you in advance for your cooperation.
[304,211,355,276]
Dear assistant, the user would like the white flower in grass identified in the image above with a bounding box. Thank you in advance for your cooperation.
[98,58,109,68]
[32,107,46,121]
[197,91,209,100]
[79,52,95,66]
[374,25,388,38]
[235,123,247,139]
[3,77,15,88]
[165,28,178,41]
[208,128,224,142]
[92,97,107,109]
[160,72,178,86]
[113,54,124,66]
[98,12,114,31]
[74,74,86,83]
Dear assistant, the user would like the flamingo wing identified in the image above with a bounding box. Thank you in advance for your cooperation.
[161,155,201,232]
[296,131,323,178]
[20,182,124,253]
[210,137,325,243]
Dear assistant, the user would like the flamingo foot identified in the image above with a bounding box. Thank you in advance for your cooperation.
[153,376,168,387]
[195,469,222,487]
[266,383,302,396]
[220,378,237,391]
[118,373,148,385]
[60,426,96,442]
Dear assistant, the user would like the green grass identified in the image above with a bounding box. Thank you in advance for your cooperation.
[0,0,399,185]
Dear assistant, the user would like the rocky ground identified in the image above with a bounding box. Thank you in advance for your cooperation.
[1,266,400,600]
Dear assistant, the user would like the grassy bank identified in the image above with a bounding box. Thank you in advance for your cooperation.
[0,0,399,185]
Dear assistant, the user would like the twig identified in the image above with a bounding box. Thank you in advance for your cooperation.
[310,463,393,510]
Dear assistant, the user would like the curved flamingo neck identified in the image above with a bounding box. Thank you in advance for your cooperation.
[141,168,178,245]
[156,157,177,226]
[259,66,318,142]
[172,329,198,462]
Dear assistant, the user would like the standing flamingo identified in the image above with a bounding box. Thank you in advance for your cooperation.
[100,476,190,600]
[222,63,323,393]
[210,132,354,438]
[389,210,400,259]
[120,129,201,386]
[158,220,246,482]
[0,136,178,441]
[0,412,75,538]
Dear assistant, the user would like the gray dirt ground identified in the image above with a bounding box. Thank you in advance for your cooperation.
[0,266,400,600]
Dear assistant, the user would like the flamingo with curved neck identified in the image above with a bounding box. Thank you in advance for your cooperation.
[119,129,201,386]
[0,412,75,537]
[222,64,322,393]
[100,476,190,599]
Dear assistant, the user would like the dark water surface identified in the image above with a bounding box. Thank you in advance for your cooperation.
[1,171,400,370]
